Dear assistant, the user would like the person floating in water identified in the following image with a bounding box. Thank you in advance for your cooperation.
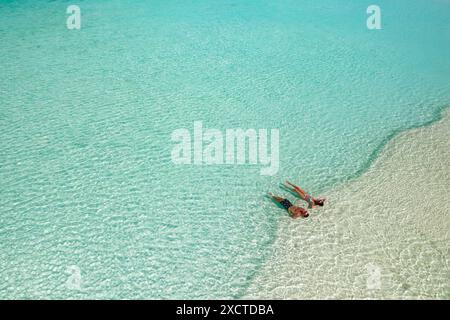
[267,192,309,218]
[284,181,325,208]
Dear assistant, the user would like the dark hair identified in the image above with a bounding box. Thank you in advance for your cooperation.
[314,198,325,206]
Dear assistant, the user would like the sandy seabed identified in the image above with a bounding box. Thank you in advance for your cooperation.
[246,108,450,299]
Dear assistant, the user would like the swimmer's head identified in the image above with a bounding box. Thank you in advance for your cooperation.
[314,198,325,206]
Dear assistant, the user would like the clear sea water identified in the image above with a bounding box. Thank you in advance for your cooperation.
[0,0,449,298]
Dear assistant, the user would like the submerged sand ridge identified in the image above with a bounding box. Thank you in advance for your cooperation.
[246,108,450,299]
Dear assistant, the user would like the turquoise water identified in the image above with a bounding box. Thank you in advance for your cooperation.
[0,0,449,299]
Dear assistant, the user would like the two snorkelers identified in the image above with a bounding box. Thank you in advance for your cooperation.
[268,181,326,219]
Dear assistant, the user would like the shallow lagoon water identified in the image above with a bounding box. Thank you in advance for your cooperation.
[0,0,449,298]
[246,107,450,299]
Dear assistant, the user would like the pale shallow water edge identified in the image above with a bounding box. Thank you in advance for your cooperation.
[245,107,450,299]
